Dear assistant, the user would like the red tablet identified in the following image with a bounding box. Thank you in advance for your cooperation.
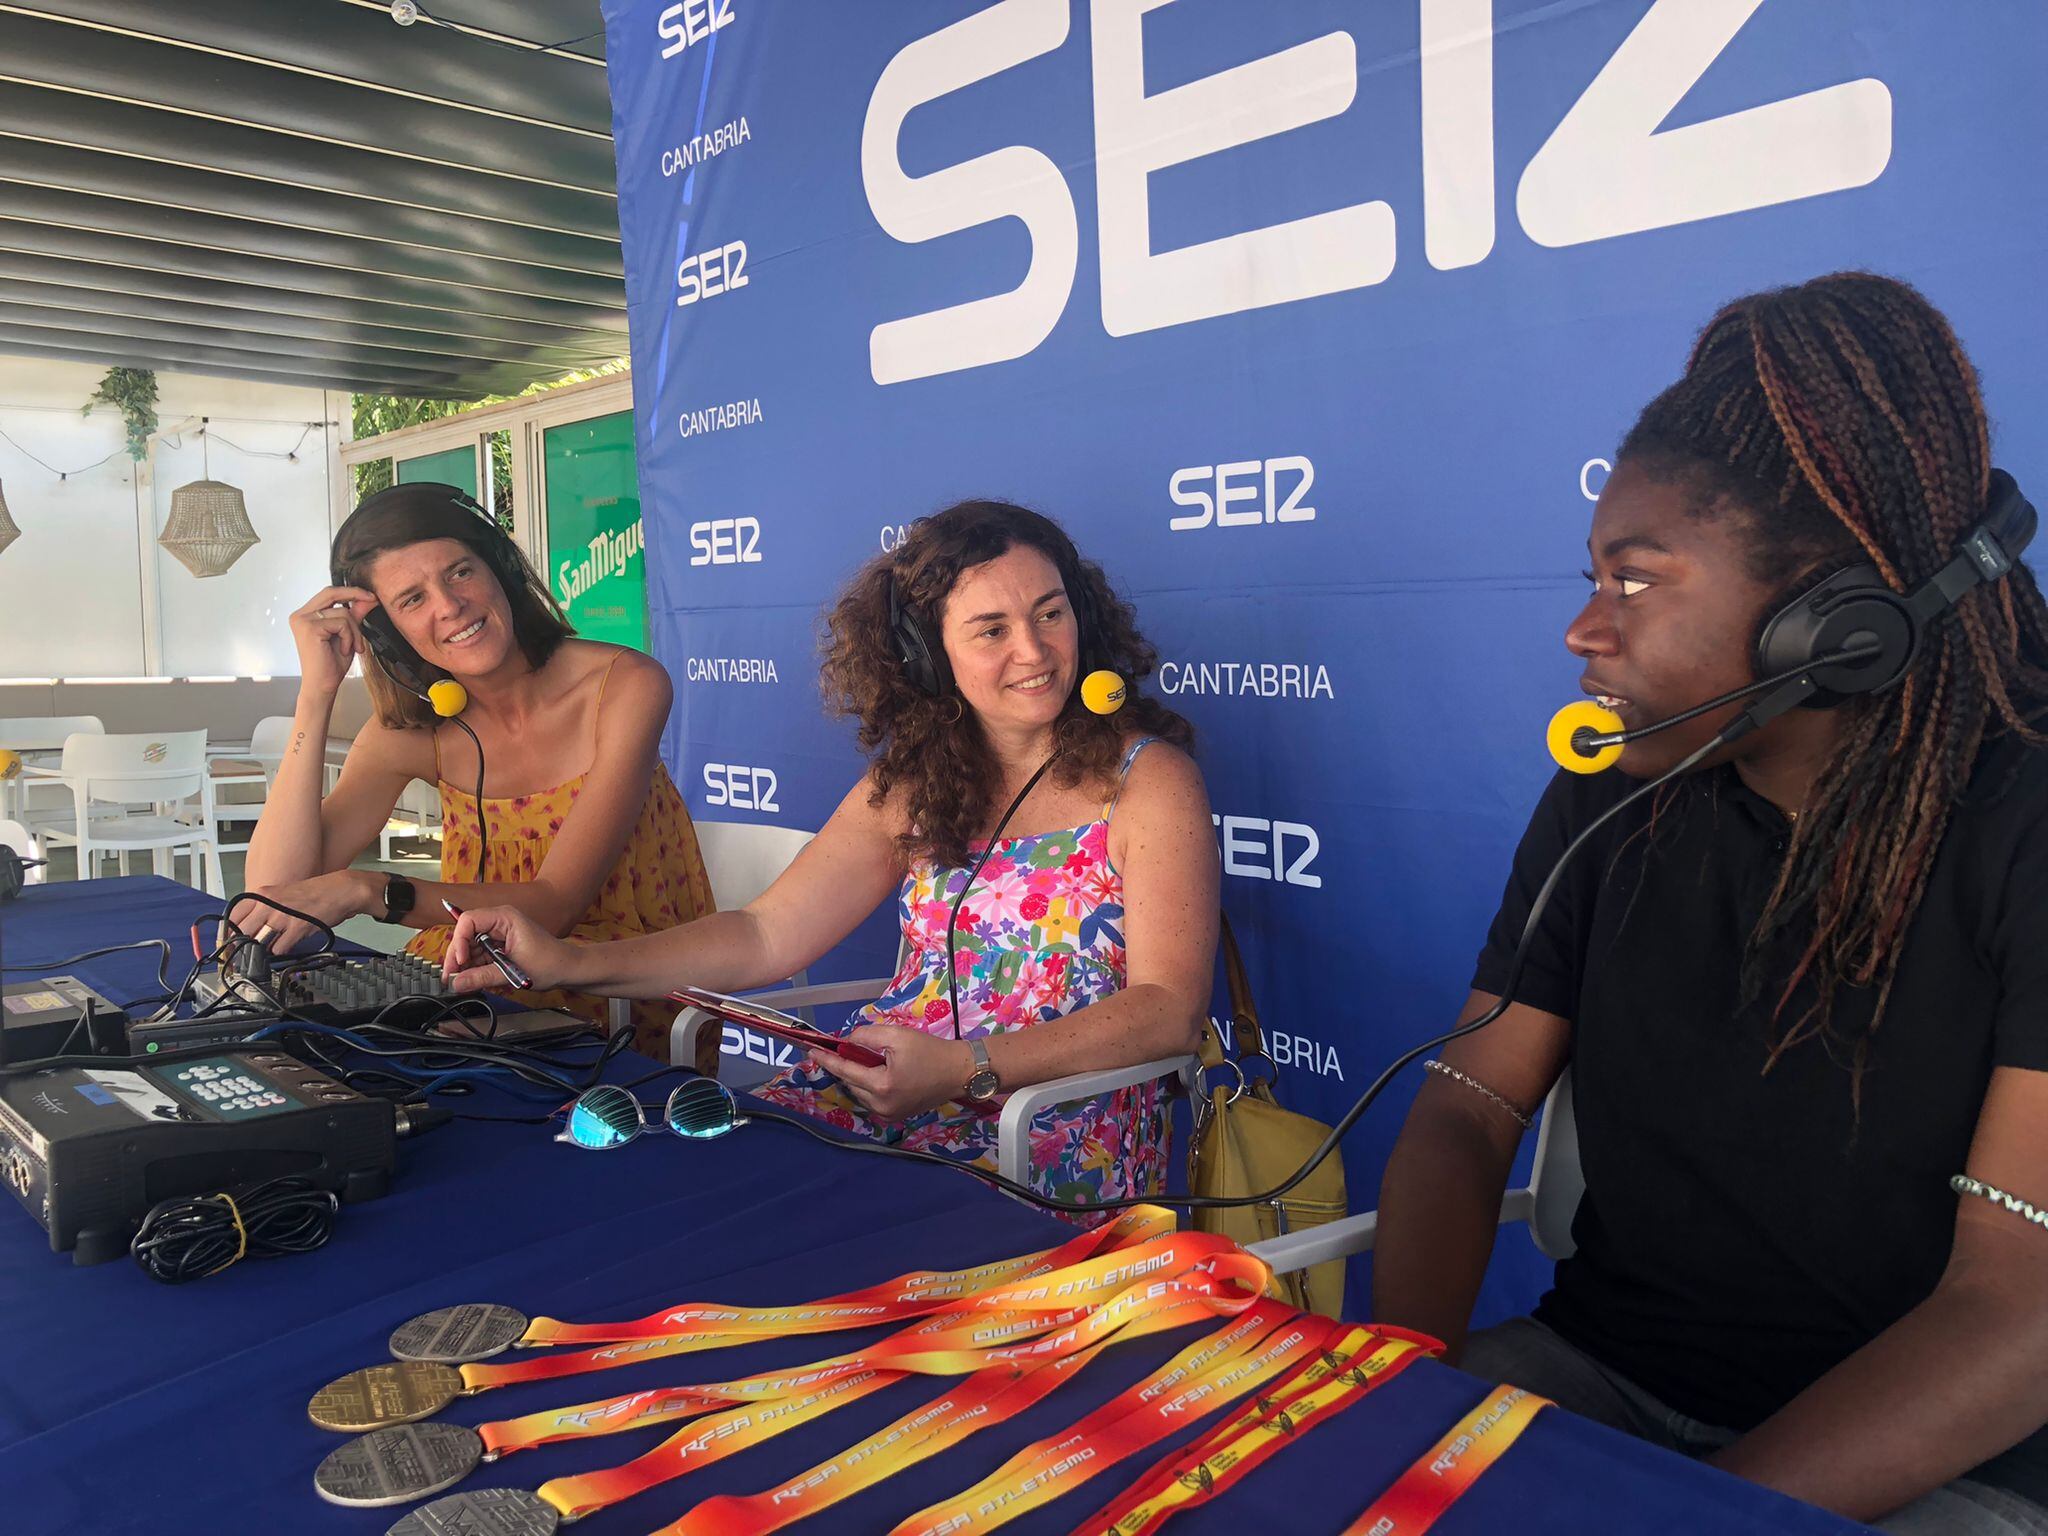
[668,985,887,1068]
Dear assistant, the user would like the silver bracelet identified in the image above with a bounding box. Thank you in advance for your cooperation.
[1951,1175,2048,1233]
[1423,1059,1535,1130]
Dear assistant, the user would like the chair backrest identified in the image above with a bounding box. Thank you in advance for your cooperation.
[0,818,40,883]
[1525,1067,1584,1261]
[247,715,295,760]
[59,730,208,804]
[0,715,105,752]
[692,820,817,911]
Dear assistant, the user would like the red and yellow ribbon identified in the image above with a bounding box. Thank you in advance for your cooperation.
[519,1207,1173,1347]
[542,1239,1275,1526]
[478,1233,1267,1461]
[463,1211,1178,1395]
[1341,1384,1552,1535]
[886,1301,1334,1536]
[1084,1324,1442,1536]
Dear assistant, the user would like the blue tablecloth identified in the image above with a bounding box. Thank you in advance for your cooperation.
[0,878,1866,1535]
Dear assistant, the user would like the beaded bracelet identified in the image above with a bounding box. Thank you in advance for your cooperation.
[1951,1175,2048,1233]
[1423,1059,1535,1130]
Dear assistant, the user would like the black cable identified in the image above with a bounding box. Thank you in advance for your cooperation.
[129,1176,338,1283]
[947,755,1059,1039]
[445,711,492,885]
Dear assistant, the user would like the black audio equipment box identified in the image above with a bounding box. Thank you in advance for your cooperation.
[0,1049,395,1264]
[1,977,129,1063]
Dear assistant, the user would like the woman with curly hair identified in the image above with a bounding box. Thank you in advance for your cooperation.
[446,500,1219,1204]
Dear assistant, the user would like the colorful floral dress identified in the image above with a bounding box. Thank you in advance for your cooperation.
[756,738,1167,1210]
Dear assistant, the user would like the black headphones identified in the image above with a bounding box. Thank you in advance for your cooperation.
[1754,467,2038,706]
[1,844,44,901]
[333,482,523,698]
[888,549,1107,699]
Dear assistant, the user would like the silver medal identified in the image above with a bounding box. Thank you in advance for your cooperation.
[389,1303,530,1363]
[314,1421,482,1507]
[385,1487,561,1536]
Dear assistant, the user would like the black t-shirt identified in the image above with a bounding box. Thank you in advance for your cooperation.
[1473,735,2048,1481]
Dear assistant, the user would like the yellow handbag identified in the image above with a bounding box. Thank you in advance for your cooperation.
[1187,916,1349,1317]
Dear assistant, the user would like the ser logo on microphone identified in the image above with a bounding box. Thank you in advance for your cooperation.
[1168,457,1315,531]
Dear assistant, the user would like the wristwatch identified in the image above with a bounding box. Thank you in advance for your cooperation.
[381,874,417,925]
[964,1038,1001,1103]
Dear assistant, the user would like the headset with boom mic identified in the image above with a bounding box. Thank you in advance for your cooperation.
[888,553,1127,714]
[332,483,517,887]
[1551,468,2038,773]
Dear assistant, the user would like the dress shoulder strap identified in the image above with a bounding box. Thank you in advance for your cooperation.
[594,648,627,715]
[1103,736,1160,824]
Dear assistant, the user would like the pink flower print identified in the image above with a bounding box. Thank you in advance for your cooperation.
[1078,865,1119,908]
[1063,850,1089,874]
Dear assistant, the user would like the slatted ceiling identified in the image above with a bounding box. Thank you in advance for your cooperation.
[0,275,607,373]
[44,0,618,135]
[0,82,620,241]
[0,1,623,399]
[0,138,625,279]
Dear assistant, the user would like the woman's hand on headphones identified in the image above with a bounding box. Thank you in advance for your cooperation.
[290,585,378,695]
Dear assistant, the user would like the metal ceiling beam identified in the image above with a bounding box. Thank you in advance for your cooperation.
[0,245,624,354]
[0,273,609,373]
[25,0,615,133]
[0,182,625,308]
[0,11,616,191]
[0,295,592,390]
[0,135,623,279]
[0,327,536,398]
[347,0,608,66]
[0,80,618,241]
[0,217,628,334]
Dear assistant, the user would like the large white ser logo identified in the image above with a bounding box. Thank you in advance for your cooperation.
[863,0,1891,384]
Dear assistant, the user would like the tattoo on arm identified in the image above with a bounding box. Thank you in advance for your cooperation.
[292,730,305,757]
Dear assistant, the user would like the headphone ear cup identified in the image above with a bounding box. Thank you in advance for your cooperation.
[1755,565,1919,705]
[889,581,946,697]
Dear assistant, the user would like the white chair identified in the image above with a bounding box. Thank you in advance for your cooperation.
[27,731,225,895]
[0,716,104,830]
[0,818,42,886]
[202,715,293,856]
[1245,1069,1585,1279]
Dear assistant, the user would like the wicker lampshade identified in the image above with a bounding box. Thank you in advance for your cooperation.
[0,480,18,558]
[159,478,259,577]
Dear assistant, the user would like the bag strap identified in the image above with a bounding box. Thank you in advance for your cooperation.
[1218,913,1267,1061]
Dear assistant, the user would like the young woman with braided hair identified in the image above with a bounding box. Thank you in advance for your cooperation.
[1376,273,2048,1533]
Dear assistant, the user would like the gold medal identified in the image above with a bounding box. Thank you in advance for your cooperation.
[308,1360,464,1433]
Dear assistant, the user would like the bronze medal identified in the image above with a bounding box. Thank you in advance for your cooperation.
[388,1303,529,1363]
[385,1488,561,1535]
[308,1360,464,1432]
[314,1421,482,1507]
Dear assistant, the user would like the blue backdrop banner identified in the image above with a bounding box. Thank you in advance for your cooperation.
[599,0,2048,1316]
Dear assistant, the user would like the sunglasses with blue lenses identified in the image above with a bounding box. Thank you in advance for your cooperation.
[557,1079,741,1151]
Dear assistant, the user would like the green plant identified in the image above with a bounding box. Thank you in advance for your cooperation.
[83,367,160,461]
